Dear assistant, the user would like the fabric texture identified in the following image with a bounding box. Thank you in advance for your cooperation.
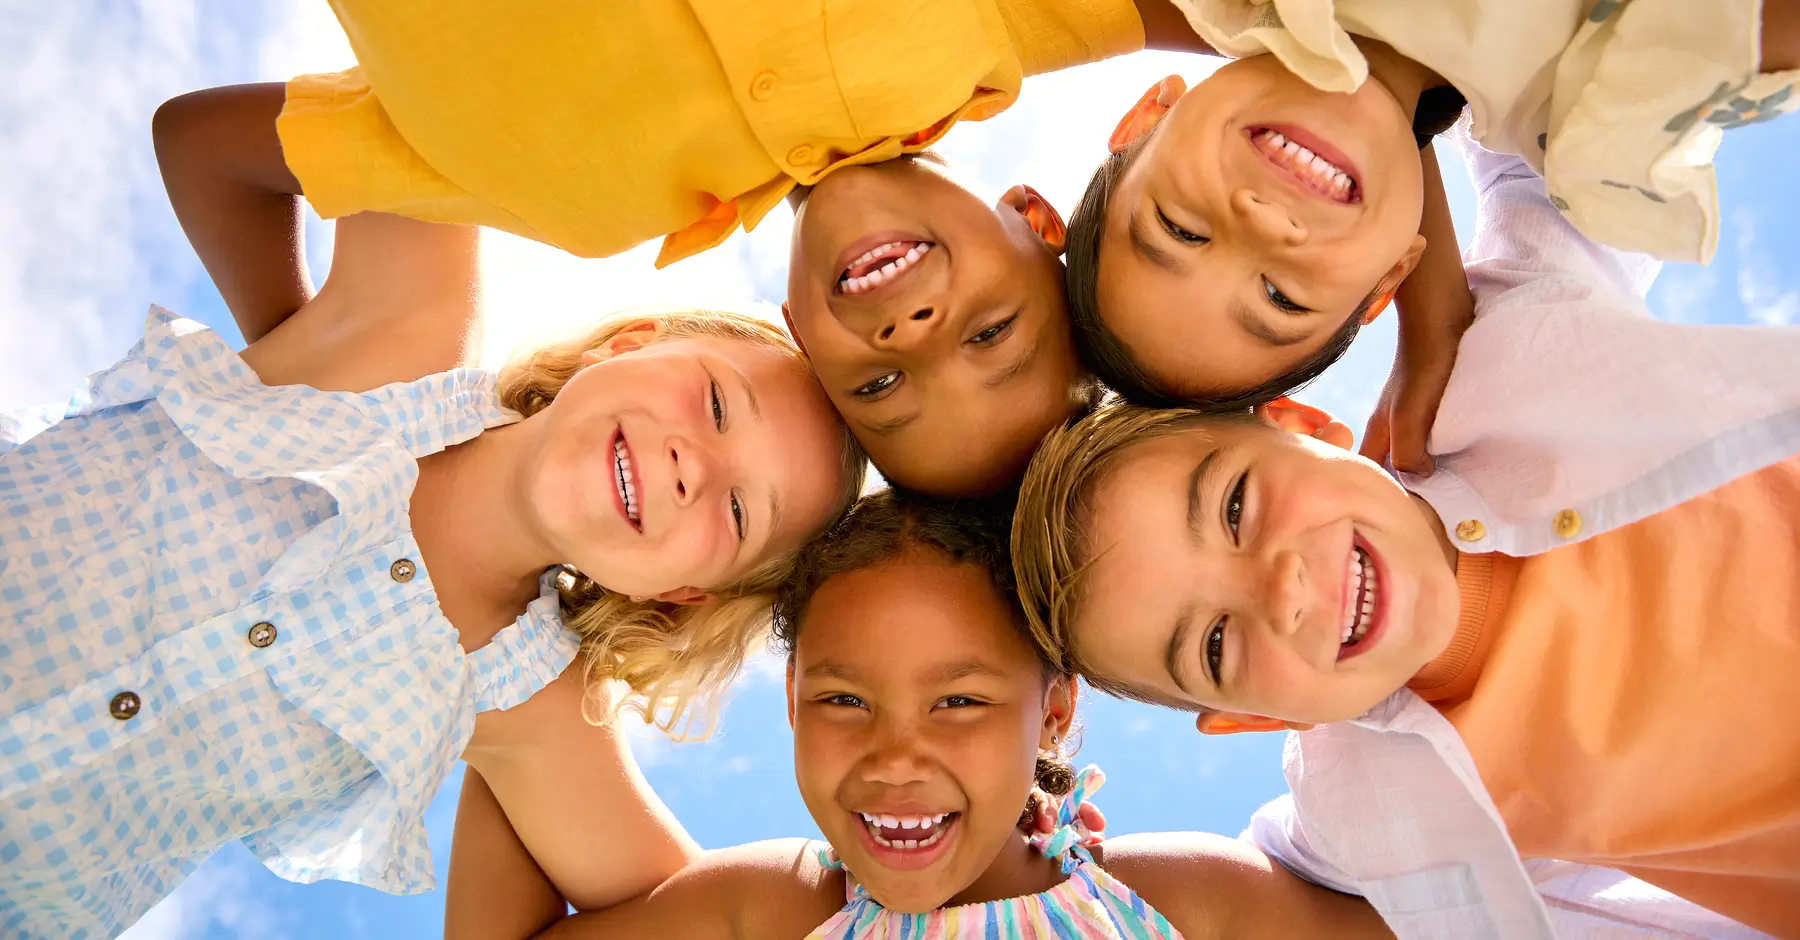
[808,766,1184,939]
[0,309,580,940]
[1166,0,1800,262]
[1419,459,1800,938]
[278,0,1144,267]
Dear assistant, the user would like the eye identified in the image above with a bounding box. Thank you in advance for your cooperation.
[822,693,868,709]
[1204,618,1226,685]
[853,372,901,401]
[730,492,746,541]
[1262,277,1309,313]
[936,695,984,709]
[1224,472,1247,542]
[968,316,1016,346]
[709,378,726,430]
[1157,207,1208,244]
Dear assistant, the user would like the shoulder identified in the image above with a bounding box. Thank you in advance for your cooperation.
[1098,832,1390,940]
[674,839,846,939]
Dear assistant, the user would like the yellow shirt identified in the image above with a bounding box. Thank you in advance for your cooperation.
[1411,457,1800,939]
[278,0,1143,266]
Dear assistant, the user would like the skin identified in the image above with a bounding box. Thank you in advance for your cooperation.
[1073,417,1462,730]
[784,158,1084,497]
[1098,54,1428,397]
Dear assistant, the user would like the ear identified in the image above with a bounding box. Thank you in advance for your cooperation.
[1195,711,1315,735]
[786,659,799,730]
[580,319,663,365]
[1361,233,1428,325]
[780,300,811,358]
[642,586,713,605]
[1040,674,1079,749]
[999,184,1068,255]
[1258,396,1355,451]
[1108,75,1187,154]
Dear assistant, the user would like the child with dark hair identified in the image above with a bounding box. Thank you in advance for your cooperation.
[443,489,1394,939]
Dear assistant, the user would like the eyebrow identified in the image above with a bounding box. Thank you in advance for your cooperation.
[1128,209,1183,273]
[733,364,763,422]
[1166,603,1197,694]
[928,660,1007,683]
[983,338,1041,389]
[803,660,861,682]
[1232,299,1311,347]
[1185,445,1229,540]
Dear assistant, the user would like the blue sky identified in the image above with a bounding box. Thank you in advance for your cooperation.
[3,5,1797,939]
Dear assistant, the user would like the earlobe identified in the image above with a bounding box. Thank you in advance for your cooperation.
[588,319,663,364]
[650,586,713,606]
[1195,711,1299,735]
[785,660,799,730]
[1109,75,1187,154]
[1001,185,1068,255]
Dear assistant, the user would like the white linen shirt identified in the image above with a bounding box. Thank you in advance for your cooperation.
[0,309,581,940]
[1243,133,1800,938]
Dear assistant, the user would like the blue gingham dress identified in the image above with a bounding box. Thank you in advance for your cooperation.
[0,308,581,939]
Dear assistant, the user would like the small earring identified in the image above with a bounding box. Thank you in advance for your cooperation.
[1051,734,1059,746]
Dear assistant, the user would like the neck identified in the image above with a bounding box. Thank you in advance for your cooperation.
[1351,36,1443,122]
[1411,493,1460,576]
[411,419,561,646]
[943,830,1068,908]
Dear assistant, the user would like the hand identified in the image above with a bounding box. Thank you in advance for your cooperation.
[1359,304,1467,476]
[1026,790,1107,845]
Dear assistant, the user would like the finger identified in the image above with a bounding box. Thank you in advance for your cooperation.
[1077,803,1107,834]
[1359,405,1392,465]
[1035,802,1056,834]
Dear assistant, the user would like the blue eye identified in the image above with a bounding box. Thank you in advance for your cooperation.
[853,372,900,400]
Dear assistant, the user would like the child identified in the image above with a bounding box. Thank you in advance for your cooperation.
[0,210,866,939]
[1060,0,1800,470]
[444,489,1395,939]
[1011,135,1800,937]
[150,1,1218,496]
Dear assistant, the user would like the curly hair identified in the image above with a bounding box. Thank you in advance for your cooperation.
[498,308,869,736]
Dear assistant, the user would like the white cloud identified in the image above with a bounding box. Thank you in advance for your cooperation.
[118,849,285,940]
[1733,207,1799,326]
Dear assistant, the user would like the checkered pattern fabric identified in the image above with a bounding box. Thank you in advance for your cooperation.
[0,308,580,939]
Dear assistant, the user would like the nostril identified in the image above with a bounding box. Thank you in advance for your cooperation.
[879,325,895,340]
[910,308,932,321]
[676,481,686,498]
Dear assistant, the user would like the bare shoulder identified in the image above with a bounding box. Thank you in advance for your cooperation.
[657,839,847,940]
[1099,833,1391,940]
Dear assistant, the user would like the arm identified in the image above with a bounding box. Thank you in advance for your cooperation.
[1133,0,1219,54]
[1104,832,1394,940]
[446,768,572,940]
[153,84,310,343]
[462,668,701,914]
[1360,143,1474,476]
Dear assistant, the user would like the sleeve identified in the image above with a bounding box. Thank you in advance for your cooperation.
[276,68,543,238]
[1525,860,1773,940]
[1243,794,1365,898]
[993,0,1145,76]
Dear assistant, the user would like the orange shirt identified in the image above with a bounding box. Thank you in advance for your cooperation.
[1410,457,1800,939]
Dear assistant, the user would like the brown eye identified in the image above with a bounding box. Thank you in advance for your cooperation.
[853,372,900,400]
[1205,618,1226,684]
[1225,473,1247,541]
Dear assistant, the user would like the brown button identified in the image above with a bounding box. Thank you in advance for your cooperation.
[1454,519,1487,543]
[247,621,277,648]
[109,691,141,721]
[748,70,779,101]
[785,144,814,166]
[1552,509,1582,539]
[390,558,416,583]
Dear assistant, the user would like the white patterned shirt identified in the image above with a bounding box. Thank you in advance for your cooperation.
[0,308,580,940]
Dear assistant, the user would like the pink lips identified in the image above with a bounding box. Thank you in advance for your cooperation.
[1248,124,1362,205]
[849,810,960,872]
[1336,535,1386,662]
[608,427,643,533]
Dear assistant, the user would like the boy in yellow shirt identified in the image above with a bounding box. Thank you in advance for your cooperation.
[153,0,1213,496]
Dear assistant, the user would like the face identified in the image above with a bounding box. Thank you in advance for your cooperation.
[1099,56,1426,395]
[1074,421,1460,726]
[788,552,1070,913]
[787,158,1085,496]
[526,332,848,598]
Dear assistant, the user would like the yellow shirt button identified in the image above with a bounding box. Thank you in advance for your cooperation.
[1454,519,1487,543]
[110,691,141,721]
[247,621,278,648]
[1552,509,1582,539]
[786,144,814,166]
[749,70,779,102]
[390,558,417,583]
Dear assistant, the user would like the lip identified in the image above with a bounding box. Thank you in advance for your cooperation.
[609,427,644,533]
[847,809,961,872]
[830,230,935,301]
[1247,123,1362,205]
[1337,533,1387,662]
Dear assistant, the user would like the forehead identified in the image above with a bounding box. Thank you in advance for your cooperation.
[798,555,1038,674]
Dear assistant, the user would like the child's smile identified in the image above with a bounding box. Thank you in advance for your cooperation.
[1248,126,1362,205]
[836,237,935,298]
[850,809,963,869]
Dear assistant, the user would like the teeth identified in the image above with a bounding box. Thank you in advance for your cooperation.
[613,437,639,525]
[1254,128,1355,199]
[858,812,953,849]
[1341,547,1379,647]
[839,243,932,296]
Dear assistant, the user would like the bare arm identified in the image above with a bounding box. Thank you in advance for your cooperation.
[1103,832,1394,940]
[1133,0,1219,54]
[153,84,310,343]
[446,768,572,940]
[1764,0,1800,72]
[462,669,701,914]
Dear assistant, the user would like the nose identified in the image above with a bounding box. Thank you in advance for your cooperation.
[871,304,943,351]
[1261,549,1308,638]
[666,435,714,506]
[860,726,933,788]
[1230,188,1308,247]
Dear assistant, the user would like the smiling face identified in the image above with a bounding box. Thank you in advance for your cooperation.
[788,551,1070,913]
[1072,420,1460,725]
[786,158,1087,496]
[1097,56,1426,396]
[525,333,850,598]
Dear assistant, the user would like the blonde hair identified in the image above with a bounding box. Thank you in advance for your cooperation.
[1012,401,1232,699]
[498,309,869,736]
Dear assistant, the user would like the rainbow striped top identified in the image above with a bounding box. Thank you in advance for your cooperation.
[806,766,1185,940]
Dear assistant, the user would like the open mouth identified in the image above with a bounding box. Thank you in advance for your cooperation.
[611,428,642,531]
[837,240,933,296]
[1249,126,1360,204]
[853,810,961,867]
[1337,540,1383,659]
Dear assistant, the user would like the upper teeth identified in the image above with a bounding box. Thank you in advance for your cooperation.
[613,436,639,525]
[1341,546,1378,646]
[839,242,932,295]
[1254,129,1355,198]
[860,812,952,850]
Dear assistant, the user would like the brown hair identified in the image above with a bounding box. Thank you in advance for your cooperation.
[1011,400,1250,710]
[499,309,869,736]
